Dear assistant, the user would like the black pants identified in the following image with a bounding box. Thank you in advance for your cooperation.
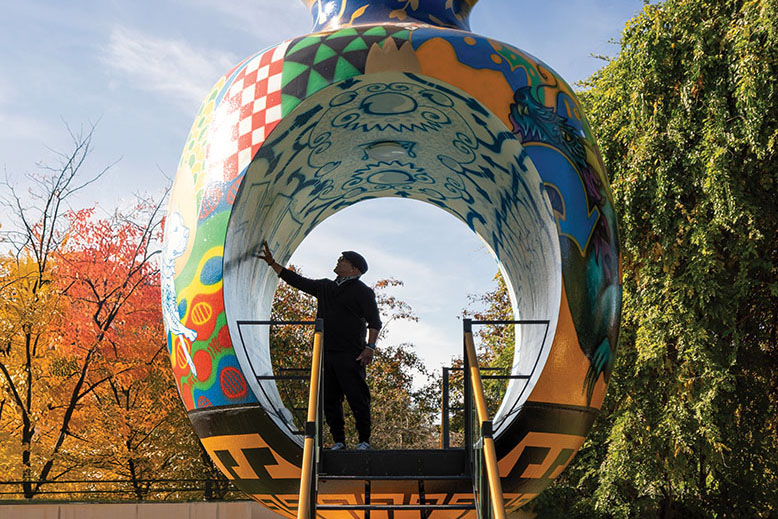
[323,350,371,444]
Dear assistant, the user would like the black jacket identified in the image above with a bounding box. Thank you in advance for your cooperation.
[279,268,382,353]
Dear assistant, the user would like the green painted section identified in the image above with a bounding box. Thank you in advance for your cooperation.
[326,27,359,39]
[343,37,369,53]
[281,94,302,117]
[314,44,338,65]
[287,35,321,56]
[174,210,230,292]
[281,61,309,87]
[334,56,362,80]
[363,26,387,37]
[306,69,330,97]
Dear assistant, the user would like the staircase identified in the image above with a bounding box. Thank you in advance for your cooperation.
[317,449,474,516]
[296,318,511,519]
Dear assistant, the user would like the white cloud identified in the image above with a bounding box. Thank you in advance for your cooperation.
[385,318,460,362]
[101,26,238,109]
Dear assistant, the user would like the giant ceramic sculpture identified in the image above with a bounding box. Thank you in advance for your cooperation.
[162,0,621,515]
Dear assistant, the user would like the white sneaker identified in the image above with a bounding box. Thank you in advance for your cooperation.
[356,441,371,450]
[330,442,346,450]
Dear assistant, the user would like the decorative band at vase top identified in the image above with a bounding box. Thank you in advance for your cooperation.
[301,0,478,32]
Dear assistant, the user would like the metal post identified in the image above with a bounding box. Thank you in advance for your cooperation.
[463,319,472,470]
[312,318,323,515]
[316,318,324,457]
[298,318,324,519]
[441,367,450,450]
[464,324,507,519]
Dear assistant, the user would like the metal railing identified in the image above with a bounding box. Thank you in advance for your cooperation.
[441,366,512,450]
[237,319,321,435]
[0,478,238,500]
[463,318,507,519]
[297,318,324,519]
[441,319,548,451]
[236,318,324,519]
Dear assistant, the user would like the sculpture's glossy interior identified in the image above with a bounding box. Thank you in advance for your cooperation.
[223,72,561,443]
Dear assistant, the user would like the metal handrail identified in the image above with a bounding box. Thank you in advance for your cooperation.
[440,319,547,450]
[464,318,506,519]
[297,318,324,519]
[238,319,322,435]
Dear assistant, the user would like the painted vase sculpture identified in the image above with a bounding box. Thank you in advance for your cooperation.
[162,0,622,515]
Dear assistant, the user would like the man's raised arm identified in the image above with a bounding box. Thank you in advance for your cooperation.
[258,241,319,296]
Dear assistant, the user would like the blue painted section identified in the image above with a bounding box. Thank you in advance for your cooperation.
[200,256,223,285]
[306,0,474,32]
[192,354,254,408]
[525,144,599,254]
[556,92,585,137]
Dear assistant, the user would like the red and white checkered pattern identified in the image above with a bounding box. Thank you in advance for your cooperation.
[206,41,289,184]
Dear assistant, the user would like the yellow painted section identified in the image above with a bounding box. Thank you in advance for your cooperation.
[526,282,607,409]
[201,433,300,480]
[415,38,515,129]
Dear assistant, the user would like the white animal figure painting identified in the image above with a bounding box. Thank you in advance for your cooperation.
[162,212,198,377]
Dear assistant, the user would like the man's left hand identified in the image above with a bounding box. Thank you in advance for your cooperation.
[356,347,374,366]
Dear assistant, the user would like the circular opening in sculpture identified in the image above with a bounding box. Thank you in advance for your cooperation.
[223,72,562,445]
[264,197,507,446]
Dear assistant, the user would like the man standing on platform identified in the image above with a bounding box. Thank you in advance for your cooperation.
[258,241,381,451]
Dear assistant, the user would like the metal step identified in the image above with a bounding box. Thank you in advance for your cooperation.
[319,449,468,479]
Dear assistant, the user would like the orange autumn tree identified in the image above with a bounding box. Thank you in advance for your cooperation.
[0,129,116,498]
[50,204,210,499]
[0,128,222,499]
[0,196,174,498]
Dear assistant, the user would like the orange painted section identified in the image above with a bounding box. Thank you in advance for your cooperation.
[415,38,515,130]
[497,431,586,480]
[526,282,607,409]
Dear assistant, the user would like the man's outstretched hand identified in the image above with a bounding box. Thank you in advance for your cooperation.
[356,347,374,366]
[257,241,274,265]
[257,241,283,274]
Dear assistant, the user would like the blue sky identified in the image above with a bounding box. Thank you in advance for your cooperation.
[0,0,646,375]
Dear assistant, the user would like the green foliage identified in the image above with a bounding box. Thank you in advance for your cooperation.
[458,1,778,516]
[554,0,778,516]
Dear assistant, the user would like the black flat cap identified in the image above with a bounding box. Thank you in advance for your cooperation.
[341,251,368,274]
